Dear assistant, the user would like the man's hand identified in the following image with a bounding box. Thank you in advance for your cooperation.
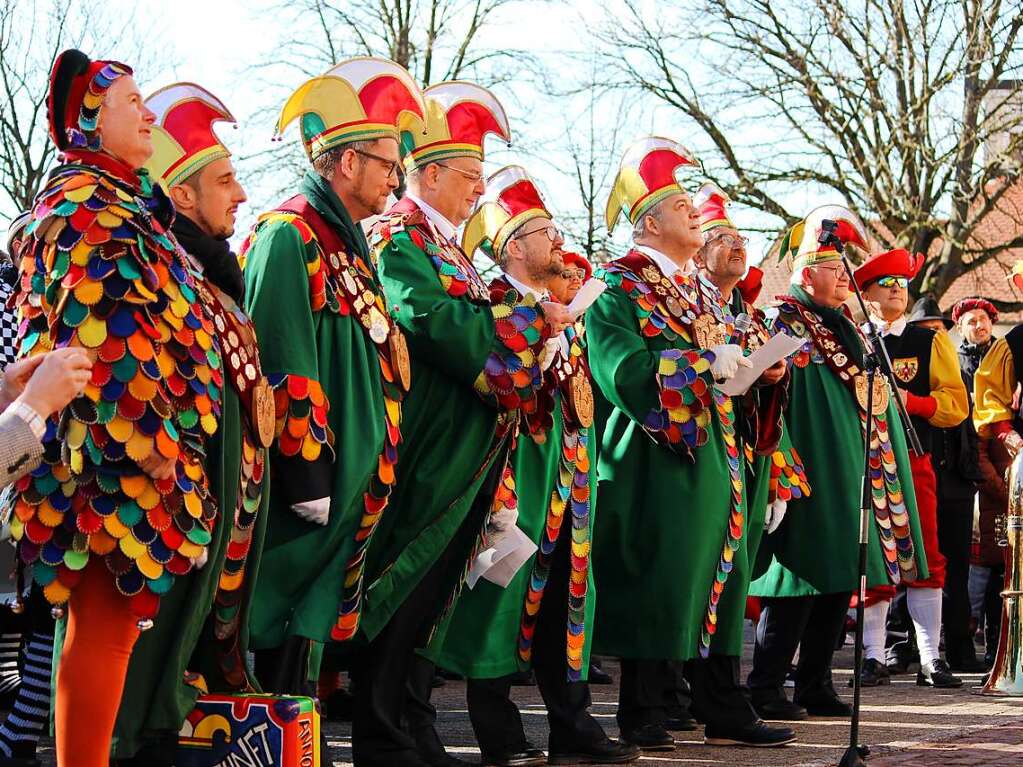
[489,505,518,532]
[0,356,45,410]
[139,453,177,481]
[757,359,787,386]
[14,348,93,417]
[292,497,330,526]
[541,301,572,335]
[765,498,788,534]
[710,344,752,381]
[1002,430,1023,460]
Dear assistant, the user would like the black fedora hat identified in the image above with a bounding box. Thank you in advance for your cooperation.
[907,295,953,329]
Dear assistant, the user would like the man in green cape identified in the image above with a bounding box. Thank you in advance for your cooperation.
[587,137,780,752]
[359,84,567,767]
[241,58,425,694]
[421,165,639,766]
[748,206,929,721]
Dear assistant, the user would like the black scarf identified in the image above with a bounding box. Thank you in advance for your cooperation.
[171,214,245,304]
[959,339,992,391]
[300,170,371,260]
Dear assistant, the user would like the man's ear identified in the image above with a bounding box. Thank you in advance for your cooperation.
[168,182,196,214]
[338,147,359,181]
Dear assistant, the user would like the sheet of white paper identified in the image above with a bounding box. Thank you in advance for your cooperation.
[466,525,538,589]
[567,279,607,318]
[718,333,806,397]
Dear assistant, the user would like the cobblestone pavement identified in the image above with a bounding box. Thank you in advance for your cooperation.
[31,643,1023,766]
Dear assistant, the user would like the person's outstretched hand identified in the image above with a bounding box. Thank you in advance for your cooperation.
[14,348,93,417]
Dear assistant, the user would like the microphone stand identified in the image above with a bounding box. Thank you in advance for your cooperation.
[818,222,923,767]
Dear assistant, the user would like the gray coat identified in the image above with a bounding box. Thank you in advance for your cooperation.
[0,410,43,487]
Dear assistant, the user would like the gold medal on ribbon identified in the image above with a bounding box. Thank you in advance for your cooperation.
[569,373,594,428]
[389,326,412,392]
[691,313,727,350]
[252,376,276,448]
[854,373,889,416]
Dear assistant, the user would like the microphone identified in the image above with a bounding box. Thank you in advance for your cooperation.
[730,312,752,345]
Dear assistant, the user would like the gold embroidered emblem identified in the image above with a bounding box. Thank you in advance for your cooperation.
[893,357,919,383]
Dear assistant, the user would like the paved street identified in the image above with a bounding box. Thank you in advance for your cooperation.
[30,642,1023,766]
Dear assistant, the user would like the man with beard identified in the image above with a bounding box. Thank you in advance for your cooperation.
[241,59,425,697]
[587,137,779,752]
[852,251,969,690]
[361,85,566,767]
[102,82,274,766]
[420,166,638,766]
[748,208,929,721]
[688,183,802,746]
[954,298,998,389]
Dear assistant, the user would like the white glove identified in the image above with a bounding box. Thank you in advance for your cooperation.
[191,547,209,571]
[489,505,519,532]
[765,498,788,535]
[709,344,752,381]
[292,497,330,526]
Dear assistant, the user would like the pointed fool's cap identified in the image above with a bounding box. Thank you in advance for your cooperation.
[605,136,698,234]
[693,182,736,233]
[400,81,511,171]
[276,57,426,160]
[462,165,553,261]
[144,83,236,189]
[781,205,868,270]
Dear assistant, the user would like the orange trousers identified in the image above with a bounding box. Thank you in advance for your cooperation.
[55,561,141,767]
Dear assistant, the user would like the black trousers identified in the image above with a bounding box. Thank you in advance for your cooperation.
[462,525,605,755]
[253,636,315,697]
[617,659,680,732]
[747,592,850,704]
[983,562,1006,662]
[936,493,978,664]
[685,654,758,730]
[351,492,489,767]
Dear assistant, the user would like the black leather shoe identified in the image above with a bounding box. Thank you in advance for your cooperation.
[588,661,614,685]
[795,694,852,717]
[481,747,546,766]
[548,738,641,764]
[664,714,699,731]
[424,754,474,767]
[916,659,963,688]
[751,696,807,721]
[848,658,890,687]
[619,723,675,751]
[704,719,796,747]
[0,757,42,767]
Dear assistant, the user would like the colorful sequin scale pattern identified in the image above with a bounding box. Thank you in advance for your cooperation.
[6,166,224,620]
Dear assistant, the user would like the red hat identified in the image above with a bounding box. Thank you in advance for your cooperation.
[144,83,236,189]
[852,248,924,289]
[48,49,133,152]
[950,297,998,324]
[736,265,764,304]
[561,251,592,280]
[693,182,736,233]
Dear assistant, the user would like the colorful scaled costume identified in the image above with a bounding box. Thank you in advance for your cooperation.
[426,166,610,758]
[361,84,550,766]
[240,58,423,694]
[106,83,273,761]
[748,207,928,714]
[2,49,243,765]
[852,249,968,685]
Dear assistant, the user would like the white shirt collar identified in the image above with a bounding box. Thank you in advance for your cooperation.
[503,271,545,301]
[404,192,458,243]
[634,244,694,278]
[861,316,907,337]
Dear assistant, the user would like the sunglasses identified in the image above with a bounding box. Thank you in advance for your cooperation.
[875,276,909,288]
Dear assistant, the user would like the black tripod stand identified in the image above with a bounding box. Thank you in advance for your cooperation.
[818,221,923,767]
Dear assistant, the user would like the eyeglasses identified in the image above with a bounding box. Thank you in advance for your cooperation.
[814,264,846,275]
[708,233,749,249]
[437,163,484,183]
[875,275,909,288]
[515,224,562,243]
[353,149,400,178]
